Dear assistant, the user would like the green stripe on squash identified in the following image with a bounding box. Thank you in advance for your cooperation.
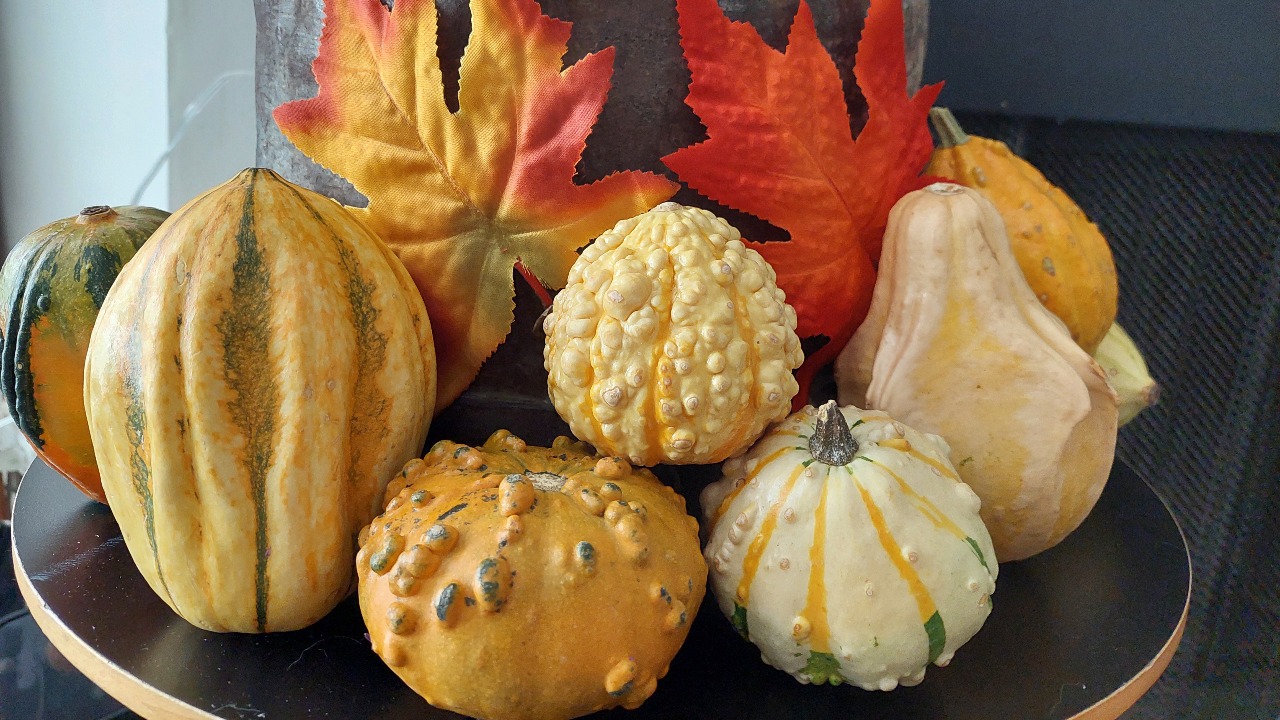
[124,369,170,602]
[217,172,278,633]
[965,537,991,573]
[924,611,946,664]
[730,602,749,638]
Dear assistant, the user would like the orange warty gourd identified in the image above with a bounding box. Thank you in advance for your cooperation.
[84,168,437,633]
[359,430,706,720]
[925,107,1118,353]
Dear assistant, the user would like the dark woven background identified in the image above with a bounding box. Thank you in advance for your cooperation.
[954,112,1280,719]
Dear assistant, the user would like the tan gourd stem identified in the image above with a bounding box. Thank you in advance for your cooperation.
[809,401,857,465]
[76,206,118,224]
[928,107,969,149]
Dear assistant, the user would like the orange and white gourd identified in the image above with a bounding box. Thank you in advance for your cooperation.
[701,401,997,690]
[544,202,803,466]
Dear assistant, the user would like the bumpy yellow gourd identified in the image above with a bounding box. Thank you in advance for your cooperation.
[544,202,803,466]
[359,430,706,720]
[926,107,1118,353]
[702,402,997,690]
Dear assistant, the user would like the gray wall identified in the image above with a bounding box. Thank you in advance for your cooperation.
[0,2,169,248]
[0,1,256,250]
[922,1,1280,133]
[168,2,256,210]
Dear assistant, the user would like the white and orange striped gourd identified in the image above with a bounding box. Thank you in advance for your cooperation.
[701,401,997,691]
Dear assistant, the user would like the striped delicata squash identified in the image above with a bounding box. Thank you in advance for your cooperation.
[84,168,437,632]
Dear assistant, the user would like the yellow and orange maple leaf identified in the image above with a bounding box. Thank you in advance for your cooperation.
[275,0,677,409]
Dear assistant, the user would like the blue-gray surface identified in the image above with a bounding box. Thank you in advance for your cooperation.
[924,1,1280,133]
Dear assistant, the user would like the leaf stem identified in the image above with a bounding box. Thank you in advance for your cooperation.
[516,262,553,308]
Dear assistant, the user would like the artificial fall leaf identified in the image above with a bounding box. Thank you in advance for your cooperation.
[663,0,942,407]
[275,0,677,409]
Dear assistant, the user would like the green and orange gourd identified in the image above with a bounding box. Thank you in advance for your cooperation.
[0,205,169,502]
[84,168,437,633]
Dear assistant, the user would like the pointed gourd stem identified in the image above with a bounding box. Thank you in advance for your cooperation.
[516,262,554,308]
[809,400,857,465]
[929,107,969,149]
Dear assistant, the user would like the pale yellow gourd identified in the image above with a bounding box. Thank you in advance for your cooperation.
[834,183,1118,561]
[544,202,803,466]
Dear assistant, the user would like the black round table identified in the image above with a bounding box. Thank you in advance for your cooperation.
[11,457,1188,720]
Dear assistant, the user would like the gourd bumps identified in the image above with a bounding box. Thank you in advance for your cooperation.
[358,431,706,720]
[544,202,803,466]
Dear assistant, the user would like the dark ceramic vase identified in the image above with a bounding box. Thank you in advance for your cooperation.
[254,0,929,445]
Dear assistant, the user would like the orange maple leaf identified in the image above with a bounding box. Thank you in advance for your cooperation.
[663,0,942,407]
[275,0,678,409]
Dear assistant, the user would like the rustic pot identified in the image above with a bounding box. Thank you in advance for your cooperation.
[254,0,929,444]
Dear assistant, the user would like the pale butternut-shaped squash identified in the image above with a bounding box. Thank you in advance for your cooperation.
[835,183,1118,561]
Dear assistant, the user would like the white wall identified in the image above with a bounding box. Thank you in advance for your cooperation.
[0,2,170,247]
[167,1,256,209]
[0,1,257,250]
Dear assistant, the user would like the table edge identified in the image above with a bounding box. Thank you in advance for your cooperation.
[13,542,219,720]
[10,461,1195,720]
[1072,475,1194,720]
